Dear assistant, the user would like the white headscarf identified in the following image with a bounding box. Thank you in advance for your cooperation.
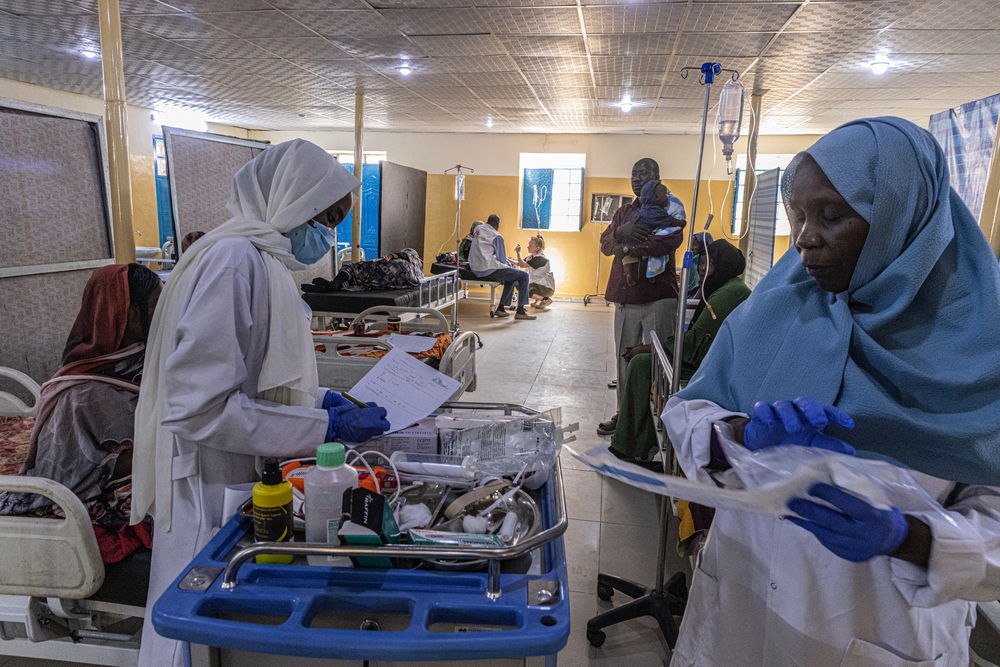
[130,139,360,528]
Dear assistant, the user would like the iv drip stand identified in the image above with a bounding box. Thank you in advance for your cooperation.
[585,62,740,652]
[444,165,473,329]
[444,164,474,267]
[583,225,607,307]
[670,63,738,396]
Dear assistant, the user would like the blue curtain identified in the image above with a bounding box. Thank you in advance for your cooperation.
[338,163,381,259]
[521,168,553,230]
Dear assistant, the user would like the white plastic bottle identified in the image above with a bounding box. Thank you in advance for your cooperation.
[304,442,357,566]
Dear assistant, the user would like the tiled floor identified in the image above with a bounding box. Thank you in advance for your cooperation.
[1,300,681,667]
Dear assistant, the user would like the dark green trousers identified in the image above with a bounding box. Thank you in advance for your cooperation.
[609,353,657,460]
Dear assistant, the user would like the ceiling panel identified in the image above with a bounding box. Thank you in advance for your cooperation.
[379,8,488,35]
[677,32,775,56]
[285,10,399,37]
[249,37,353,60]
[120,13,230,39]
[582,5,687,34]
[479,7,581,36]
[683,2,796,33]
[3,0,998,135]
[588,34,675,56]
[408,35,508,57]
[787,1,902,32]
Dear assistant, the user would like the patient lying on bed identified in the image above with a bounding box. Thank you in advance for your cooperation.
[303,248,424,292]
[0,264,162,563]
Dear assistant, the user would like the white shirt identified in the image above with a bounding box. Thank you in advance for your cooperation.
[468,223,507,276]
[663,396,1000,667]
[526,252,555,291]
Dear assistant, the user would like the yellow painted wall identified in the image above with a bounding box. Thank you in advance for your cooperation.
[425,173,749,298]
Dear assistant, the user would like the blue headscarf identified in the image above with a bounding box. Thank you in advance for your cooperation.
[677,117,1000,486]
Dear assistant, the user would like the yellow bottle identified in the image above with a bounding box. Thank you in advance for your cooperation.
[252,458,294,564]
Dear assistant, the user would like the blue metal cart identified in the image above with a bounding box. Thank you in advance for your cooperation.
[152,403,570,664]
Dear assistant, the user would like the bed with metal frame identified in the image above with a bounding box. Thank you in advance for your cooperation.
[0,368,146,666]
[313,305,478,400]
[306,269,461,331]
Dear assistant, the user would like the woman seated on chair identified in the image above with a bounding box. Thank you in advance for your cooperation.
[609,239,749,463]
[0,264,162,563]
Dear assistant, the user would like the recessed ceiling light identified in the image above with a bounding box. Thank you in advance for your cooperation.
[869,59,890,75]
[398,65,413,76]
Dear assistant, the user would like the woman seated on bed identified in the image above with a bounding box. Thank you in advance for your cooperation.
[0,263,162,562]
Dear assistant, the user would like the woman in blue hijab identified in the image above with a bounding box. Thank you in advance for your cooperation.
[663,117,1000,667]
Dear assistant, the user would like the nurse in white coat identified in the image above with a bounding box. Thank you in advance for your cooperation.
[130,139,390,666]
[662,118,1000,666]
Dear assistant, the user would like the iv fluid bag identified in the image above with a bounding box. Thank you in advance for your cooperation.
[455,173,465,201]
[718,80,746,157]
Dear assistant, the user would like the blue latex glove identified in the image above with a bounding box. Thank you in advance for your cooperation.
[322,390,352,410]
[787,483,909,563]
[327,403,390,443]
[744,396,856,454]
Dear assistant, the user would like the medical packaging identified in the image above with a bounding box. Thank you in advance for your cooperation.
[437,409,562,478]
[353,417,438,457]
[339,486,401,568]
[409,529,503,547]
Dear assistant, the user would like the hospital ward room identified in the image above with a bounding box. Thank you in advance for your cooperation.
[3,2,1000,667]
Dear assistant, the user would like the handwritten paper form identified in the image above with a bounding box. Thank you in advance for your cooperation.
[348,348,461,432]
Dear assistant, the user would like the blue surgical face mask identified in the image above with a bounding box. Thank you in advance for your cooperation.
[285,220,334,265]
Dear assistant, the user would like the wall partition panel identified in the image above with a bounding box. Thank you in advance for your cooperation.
[0,99,115,395]
[379,161,426,257]
[162,127,335,289]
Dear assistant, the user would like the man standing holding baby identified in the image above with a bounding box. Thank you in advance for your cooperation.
[597,157,685,436]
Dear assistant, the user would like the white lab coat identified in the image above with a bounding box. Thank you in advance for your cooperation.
[663,396,1000,667]
[138,238,328,666]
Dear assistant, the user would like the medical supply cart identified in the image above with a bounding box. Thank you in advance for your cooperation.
[152,403,570,665]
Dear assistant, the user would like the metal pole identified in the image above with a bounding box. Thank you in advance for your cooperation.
[351,93,364,263]
[97,0,135,263]
[738,91,764,258]
[671,73,713,396]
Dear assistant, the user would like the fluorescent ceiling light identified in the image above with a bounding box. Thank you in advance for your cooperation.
[620,96,634,113]
[869,59,890,75]
[485,117,494,127]
[79,47,99,59]
[398,65,413,76]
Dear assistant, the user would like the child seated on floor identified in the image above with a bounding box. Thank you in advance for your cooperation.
[515,234,555,309]
[622,181,686,286]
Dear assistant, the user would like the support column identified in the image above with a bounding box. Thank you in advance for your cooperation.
[978,115,1000,259]
[97,0,135,263]
[738,90,764,258]
[352,93,364,263]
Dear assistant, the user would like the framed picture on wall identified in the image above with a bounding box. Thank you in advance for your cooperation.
[591,193,633,223]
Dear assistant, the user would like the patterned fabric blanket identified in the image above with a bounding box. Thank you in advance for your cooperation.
[315,331,452,360]
[0,416,34,476]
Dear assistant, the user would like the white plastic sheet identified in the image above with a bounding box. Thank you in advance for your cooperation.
[567,422,952,522]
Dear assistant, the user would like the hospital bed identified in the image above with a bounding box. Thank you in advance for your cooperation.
[430,262,511,317]
[305,268,461,330]
[313,305,478,400]
[0,367,146,666]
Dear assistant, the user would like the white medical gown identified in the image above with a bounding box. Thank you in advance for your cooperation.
[139,238,327,666]
[663,396,1000,667]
